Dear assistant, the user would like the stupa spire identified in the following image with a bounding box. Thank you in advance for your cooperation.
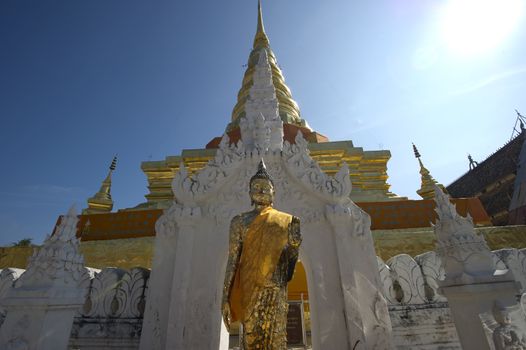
[254,0,270,49]
[83,156,117,214]
[412,144,447,200]
[228,1,308,132]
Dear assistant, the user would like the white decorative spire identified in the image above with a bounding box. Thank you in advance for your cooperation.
[433,184,495,283]
[0,205,89,350]
[17,205,86,289]
[240,49,283,152]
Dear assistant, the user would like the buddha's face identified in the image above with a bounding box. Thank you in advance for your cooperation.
[249,178,274,206]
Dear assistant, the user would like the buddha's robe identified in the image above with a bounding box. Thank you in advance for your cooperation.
[223,206,301,350]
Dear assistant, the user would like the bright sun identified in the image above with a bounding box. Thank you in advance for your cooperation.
[440,0,524,57]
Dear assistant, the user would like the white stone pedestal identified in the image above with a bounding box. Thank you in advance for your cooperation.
[440,277,519,350]
[0,291,85,350]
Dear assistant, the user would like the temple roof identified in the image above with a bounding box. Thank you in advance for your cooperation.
[227,0,309,132]
[447,132,525,197]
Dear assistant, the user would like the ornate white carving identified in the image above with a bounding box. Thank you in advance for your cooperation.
[116,267,150,318]
[493,251,510,270]
[74,267,99,318]
[0,206,90,350]
[240,112,271,152]
[0,268,24,327]
[283,131,352,202]
[171,132,352,229]
[0,269,24,296]
[494,248,526,292]
[377,257,397,304]
[240,49,283,153]
[414,251,447,302]
[171,135,245,206]
[326,201,369,238]
[387,254,427,305]
[433,185,496,283]
[16,206,89,290]
[79,267,149,319]
[349,202,371,238]
[81,268,126,318]
[378,249,526,306]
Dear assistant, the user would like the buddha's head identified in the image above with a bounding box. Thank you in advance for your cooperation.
[249,161,275,207]
[493,301,513,326]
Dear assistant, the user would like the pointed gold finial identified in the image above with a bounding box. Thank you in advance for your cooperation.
[82,156,117,214]
[229,0,307,131]
[254,0,270,49]
[412,144,447,200]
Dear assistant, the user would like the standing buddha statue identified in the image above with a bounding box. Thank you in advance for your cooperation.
[222,160,302,350]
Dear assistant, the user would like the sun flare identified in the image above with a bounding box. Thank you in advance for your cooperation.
[441,0,524,57]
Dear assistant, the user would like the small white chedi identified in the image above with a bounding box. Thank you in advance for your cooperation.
[0,206,91,350]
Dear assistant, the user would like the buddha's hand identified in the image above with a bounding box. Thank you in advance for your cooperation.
[289,217,301,248]
[222,302,231,332]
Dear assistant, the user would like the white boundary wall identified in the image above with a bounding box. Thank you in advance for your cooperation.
[1,248,525,349]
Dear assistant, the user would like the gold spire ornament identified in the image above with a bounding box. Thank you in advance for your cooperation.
[228,0,308,131]
[83,156,117,214]
[253,0,270,49]
[413,144,447,200]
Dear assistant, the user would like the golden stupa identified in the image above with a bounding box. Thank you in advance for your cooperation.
[140,1,399,209]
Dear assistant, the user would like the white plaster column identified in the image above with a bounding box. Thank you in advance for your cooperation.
[139,205,179,350]
[299,221,351,350]
[141,203,229,350]
[327,203,394,350]
[0,207,89,350]
[164,206,204,349]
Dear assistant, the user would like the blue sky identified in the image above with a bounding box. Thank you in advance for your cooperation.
[1,0,525,245]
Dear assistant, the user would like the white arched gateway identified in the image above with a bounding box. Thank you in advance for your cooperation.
[139,44,392,350]
[139,135,393,350]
